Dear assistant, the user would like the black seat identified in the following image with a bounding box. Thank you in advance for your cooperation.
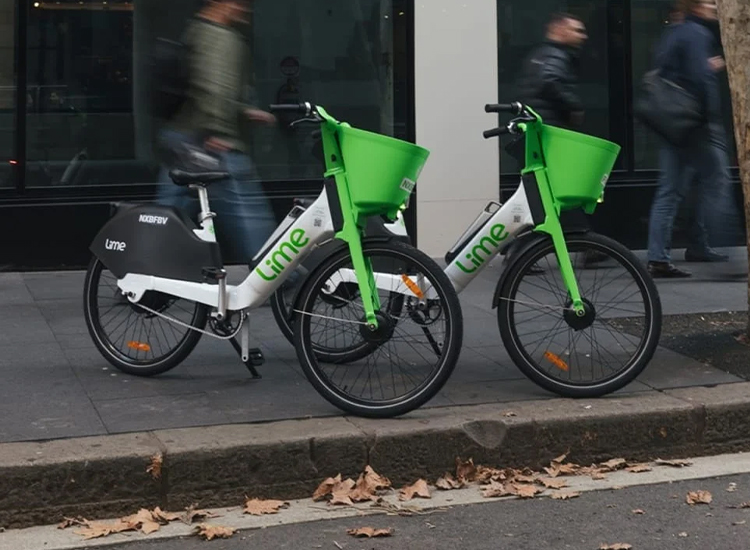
[169,170,231,187]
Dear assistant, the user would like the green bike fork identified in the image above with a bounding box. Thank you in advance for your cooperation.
[520,120,585,316]
[318,108,381,329]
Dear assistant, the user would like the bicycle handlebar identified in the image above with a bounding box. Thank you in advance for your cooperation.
[269,102,314,116]
[483,127,510,139]
[485,102,524,115]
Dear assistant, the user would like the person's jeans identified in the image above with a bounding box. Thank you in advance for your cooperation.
[647,128,737,263]
[156,129,276,265]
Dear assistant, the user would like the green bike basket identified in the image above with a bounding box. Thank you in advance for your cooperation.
[540,124,621,210]
[338,125,430,217]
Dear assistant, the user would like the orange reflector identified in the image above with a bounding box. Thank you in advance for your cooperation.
[401,274,424,299]
[128,341,151,352]
[544,351,569,372]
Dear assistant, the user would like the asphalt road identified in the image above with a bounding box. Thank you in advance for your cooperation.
[91,473,750,550]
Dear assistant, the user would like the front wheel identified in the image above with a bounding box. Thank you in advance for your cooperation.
[83,257,209,377]
[294,240,463,418]
[497,232,662,398]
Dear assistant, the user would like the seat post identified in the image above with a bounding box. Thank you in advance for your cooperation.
[190,184,217,241]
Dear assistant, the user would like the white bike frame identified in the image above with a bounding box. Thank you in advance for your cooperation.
[328,181,535,299]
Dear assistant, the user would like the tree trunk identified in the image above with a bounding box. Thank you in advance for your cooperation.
[716,0,750,336]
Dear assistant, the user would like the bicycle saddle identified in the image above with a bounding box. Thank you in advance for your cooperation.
[169,170,231,186]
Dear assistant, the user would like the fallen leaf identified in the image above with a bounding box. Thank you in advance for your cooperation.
[313,474,343,501]
[182,505,218,525]
[590,471,608,480]
[330,478,356,506]
[632,509,645,515]
[151,507,182,523]
[193,524,235,541]
[599,458,627,472]
[503,411,517,417]
[552,453,568,464]
[347,527,393,538]
[124,509,160,535]
[687,490,713,505]
[58,517,87,529]
[147,453,163,480]
[599,544,632,550]
[728,502,750,509]
[550,491,581,500]
[678,532,688,537]
[626,463,652,473]
[509,483,540,499]
[436,473,464,490]
[348,466,391,503]
[73,520,132,540]
[727,482,738,493]
[540,477,568,489]
[513,474,538,484]
[482,481,512,498]
[400,479,431,501]
[243,498,289,516]
[655,458,693,468]
[456,457,477,482]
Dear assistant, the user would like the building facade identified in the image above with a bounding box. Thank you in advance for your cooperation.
[0,0,741,269]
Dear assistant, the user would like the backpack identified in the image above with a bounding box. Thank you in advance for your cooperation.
[151,37,192,120]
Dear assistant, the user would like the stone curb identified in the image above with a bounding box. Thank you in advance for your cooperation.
[3,382,750,529]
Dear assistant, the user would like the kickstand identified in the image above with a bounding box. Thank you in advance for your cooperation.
[230,315,263,378]
[229,338,264,378]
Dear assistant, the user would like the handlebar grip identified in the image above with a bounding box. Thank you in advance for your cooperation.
[269,103,310,114]
[483,127,509,139]
[484,102,523,115]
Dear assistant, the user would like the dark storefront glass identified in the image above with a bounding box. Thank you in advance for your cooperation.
[0,0,15,188]
[497,0,610,175]
[24,0,408,187]
[630,0,737,169]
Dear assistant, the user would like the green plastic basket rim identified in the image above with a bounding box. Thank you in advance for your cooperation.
[541,124,621,154]
[338,125,430,158]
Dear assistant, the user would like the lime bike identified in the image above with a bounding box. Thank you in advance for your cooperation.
[272,102,662,398]
[83,102,463,418]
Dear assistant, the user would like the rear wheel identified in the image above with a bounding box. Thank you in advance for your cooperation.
[83,257,209,376]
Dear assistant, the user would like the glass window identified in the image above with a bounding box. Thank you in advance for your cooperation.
[25,0,407,187]
[631,0,737,169]
[498,0,610,175]
[0,0,15,188]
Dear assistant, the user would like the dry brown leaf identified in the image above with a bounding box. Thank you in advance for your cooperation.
[151,507,182,524]
[330,478,356,506]
[400,479,431,501]
[435,473,464,490]
[552,453,568,464]
[347,527,393,538]
[550,491,581,500]
[513,474,538,484]
[243,498,289,516]
[182,505,218,525]
[626,463,652,473]
[509,483,540,499]
[481,481,512,498]
[728,502,750,509]
[544,466,561,478]
[146,453,163,480]
[124,509,161,534]
[590,471,608,480]
[686,490,713,505]
[539,477,568,489]
[599,544,632,550]
[655,458,693,468]
[503,411,517,417]
[599,458,627,472]
[73,520,132,540]
[632,509,645,515]
[193,524,235,540]
[313,474,343,501]
[456,457,477,482]
[58,517,87,529]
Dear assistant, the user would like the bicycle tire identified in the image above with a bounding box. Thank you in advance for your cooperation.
[497,232,661,397]
[83,256,209,377]
[294,239,463,417]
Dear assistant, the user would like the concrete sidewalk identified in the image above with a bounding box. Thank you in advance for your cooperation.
[0,247,748,528]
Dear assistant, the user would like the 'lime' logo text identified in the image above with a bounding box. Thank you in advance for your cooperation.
[255,229,310,281]
[455,224,510,274]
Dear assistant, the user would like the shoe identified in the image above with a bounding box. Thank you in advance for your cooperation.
[647,261,691,278]
[684,248,729,263]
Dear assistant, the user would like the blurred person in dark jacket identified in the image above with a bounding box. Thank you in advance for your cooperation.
[157,0,277,265]
[645,0,738,278]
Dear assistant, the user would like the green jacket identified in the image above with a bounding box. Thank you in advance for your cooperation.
[170,17,255,152]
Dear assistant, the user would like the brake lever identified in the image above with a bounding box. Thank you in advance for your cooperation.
[289,116,323,129]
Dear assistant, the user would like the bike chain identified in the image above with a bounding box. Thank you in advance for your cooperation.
[129,298,245,340]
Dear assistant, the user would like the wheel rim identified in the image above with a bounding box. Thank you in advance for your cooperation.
[504,239,656,389]
[86,260,204,367]
[300,247,454,409]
